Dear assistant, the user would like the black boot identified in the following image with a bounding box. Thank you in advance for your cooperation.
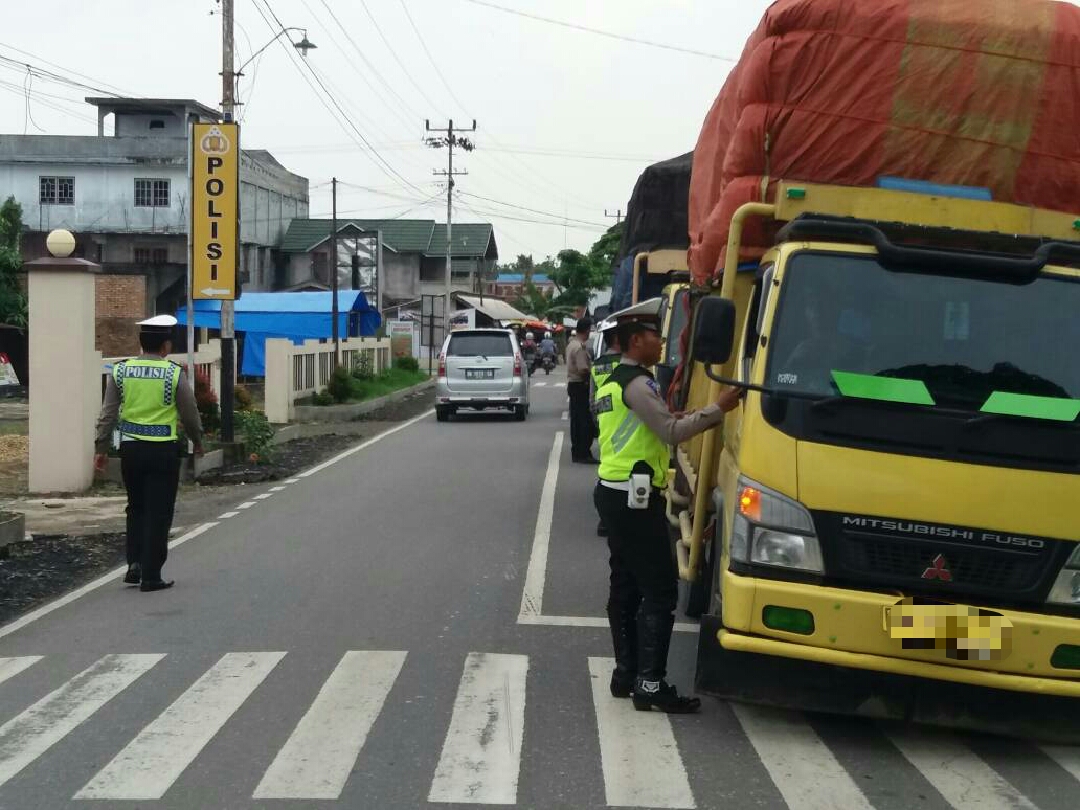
[607,604,638,698]
[632,610,701,713]
[123,563,141,585]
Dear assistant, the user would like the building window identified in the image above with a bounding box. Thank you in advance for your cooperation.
[134,179,171,207]
[40,176,74,205]
[149,119,165,130]
[134,247,169,265]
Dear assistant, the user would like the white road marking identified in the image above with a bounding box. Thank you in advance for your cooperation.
[254,651,407,799]
[1043,744,1080,781]
[0,656,42,686]
[253,493,273,500]
[534,382,547,387]
[518,432,564,620]
[76,652,285,800]
[269,486,287,492]
[517,614,698,633]
[286,478,301,484]
[237,501,256,509]
[561,411,568,421]
[886,728,1038,810]
[554,382,567,388]
[217,511,239,519]
[732,704,874,810]
[429,652,528,805]
[0,654,163,789]
[299,408,434,478]
[0,523,217,642]
[588,657,695,808]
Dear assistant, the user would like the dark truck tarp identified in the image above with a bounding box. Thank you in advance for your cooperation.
[176,291,380,376]
[611,152,693,309]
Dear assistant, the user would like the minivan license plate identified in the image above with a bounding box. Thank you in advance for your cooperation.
[466,369,495,380]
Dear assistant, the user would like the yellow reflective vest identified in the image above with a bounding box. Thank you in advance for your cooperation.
[594,364,669,489]
[113,358,182,441]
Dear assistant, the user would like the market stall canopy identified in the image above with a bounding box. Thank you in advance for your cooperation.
[176,291,380,376]
[455,294,528,323]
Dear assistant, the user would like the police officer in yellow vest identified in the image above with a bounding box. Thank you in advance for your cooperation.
[94,315,203,592]
[593,299,743,712]
[590,318,621,537]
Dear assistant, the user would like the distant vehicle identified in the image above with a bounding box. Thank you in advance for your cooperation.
[540,354,555,375]
[435,329,529,422]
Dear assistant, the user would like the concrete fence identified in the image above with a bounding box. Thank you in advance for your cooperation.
[102,339,224,400]
[264,337,391,424]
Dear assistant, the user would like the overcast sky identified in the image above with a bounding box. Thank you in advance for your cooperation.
[1,0,775,261]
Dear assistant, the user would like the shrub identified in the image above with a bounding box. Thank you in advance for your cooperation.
[193,370,220,435]
[328,365,353,403]
[312,389,334,406]
[394,355,420,372]
[233,409,275,462]
[351,351,375,380]
[234,384,254,411]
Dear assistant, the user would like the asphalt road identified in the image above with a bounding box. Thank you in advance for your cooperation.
[0,368,1078,809]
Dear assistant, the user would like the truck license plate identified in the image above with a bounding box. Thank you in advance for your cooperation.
[883,598,1012,662]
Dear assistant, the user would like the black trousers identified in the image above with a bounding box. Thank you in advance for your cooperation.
[567,381,594,459]
[120,441,181,581]
[594,483,678,682]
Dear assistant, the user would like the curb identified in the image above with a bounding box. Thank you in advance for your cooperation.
[290,379,435,424]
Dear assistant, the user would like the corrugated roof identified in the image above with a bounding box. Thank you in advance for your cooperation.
[456,294,528,321]
[496,273,552,284]
[428,224,494,257]
[279,219,436,253]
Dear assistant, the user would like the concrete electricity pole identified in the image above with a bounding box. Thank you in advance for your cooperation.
[218,0,237,442]
[605,209,623,225]
[426,119,475,331]
[331,177,339,355]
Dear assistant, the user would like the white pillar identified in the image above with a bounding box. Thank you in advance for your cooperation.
[26,244,102,493]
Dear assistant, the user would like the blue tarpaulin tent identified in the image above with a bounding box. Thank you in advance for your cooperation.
[176,291,380,376]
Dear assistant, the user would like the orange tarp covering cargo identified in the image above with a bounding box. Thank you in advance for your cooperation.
[688,0,1080,285]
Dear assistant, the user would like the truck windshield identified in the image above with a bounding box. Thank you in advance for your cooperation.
[766,252,1080,414]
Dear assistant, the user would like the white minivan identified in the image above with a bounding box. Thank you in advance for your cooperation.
[435,329,530,421]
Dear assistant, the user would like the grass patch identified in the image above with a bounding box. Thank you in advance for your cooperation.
[348,367,428,402]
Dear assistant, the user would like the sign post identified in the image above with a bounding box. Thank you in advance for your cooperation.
[191,121,239,441]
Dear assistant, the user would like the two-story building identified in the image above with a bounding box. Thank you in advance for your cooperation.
[276,218,498,310]
[0,97,308,354]
[485,272,556,299]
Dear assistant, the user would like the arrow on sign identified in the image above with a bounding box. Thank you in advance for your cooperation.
[200,287,231,297]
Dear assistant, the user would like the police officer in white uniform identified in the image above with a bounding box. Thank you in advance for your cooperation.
[94,315,203,591]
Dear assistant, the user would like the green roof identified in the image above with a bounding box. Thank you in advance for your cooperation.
[280,219,496,259]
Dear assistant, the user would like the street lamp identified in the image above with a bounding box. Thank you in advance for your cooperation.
[236,27,316,83]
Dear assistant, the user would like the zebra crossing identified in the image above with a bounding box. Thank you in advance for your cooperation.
[0,652,1078,808]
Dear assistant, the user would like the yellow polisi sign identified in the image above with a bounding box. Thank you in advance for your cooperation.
[191,122,239,300]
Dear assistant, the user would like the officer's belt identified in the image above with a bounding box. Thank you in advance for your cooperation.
[598,479,633,492]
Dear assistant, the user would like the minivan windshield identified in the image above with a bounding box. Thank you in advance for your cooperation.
[766,252,1080,414]
[447,332,514,357]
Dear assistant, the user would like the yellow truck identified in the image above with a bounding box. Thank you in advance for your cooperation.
[668,180,1080,739]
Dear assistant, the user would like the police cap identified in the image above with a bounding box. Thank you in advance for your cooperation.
[608,298,662,334]
[137,314,178,338]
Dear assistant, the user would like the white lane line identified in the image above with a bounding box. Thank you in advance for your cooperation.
[429,653,528,805]
[561,411,568,421]
[886,728,1037,810]
[254,651,407,799]
[217,511,239,519]
[1043,745,1080,781]
[518,432,564,620]
[299,408,434,478]
[0,523,217,642]
[0,656,43,687]
[518,614,698,633]
[554,382,567,388]
[77,651,285,800]
[732,704,874,810]
[285,478,300,484]
[269,486,287,492]
[253,493,273,500]
[237,501,256,509]
[534,382,547,387]
[0,654,163,789]
[588,657,694,808]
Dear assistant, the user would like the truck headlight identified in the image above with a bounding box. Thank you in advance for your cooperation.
[1047,545,1080,606]
[729,479,824,574]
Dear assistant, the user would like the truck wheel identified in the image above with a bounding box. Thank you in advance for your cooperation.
[681,522,716,619]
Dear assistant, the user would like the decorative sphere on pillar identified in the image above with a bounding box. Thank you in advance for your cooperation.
[46,229,76,258]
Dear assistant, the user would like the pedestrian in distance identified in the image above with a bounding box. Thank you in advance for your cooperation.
[566,317,598,463]
[94,315,203,592]
[593,299,744,712]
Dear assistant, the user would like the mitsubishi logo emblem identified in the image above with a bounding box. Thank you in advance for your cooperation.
[922,554,953,582]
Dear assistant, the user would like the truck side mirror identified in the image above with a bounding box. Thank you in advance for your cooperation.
[692,297,736,365]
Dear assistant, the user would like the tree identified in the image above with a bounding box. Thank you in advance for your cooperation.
[0,197,27,329]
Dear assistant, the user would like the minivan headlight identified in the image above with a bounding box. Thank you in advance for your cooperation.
[729,478,824,574]
[1047,545,1080,606]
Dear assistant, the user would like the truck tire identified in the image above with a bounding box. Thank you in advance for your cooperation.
[681,531,715,619]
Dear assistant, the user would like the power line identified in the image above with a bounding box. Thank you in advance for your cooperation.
[0,52,124,97]
[458,0,737,61]
[398,0,472,115]
[0,40,132,95]
[357,0,445,114]
[457,191,609,228]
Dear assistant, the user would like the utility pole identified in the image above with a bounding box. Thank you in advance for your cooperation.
[331,177,339,357]
[426,119,476,332]
[605,208,623,225]
[219,0,236,443]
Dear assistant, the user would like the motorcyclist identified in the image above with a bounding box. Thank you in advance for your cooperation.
[522,331,538,373]
[539,331,557,361]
